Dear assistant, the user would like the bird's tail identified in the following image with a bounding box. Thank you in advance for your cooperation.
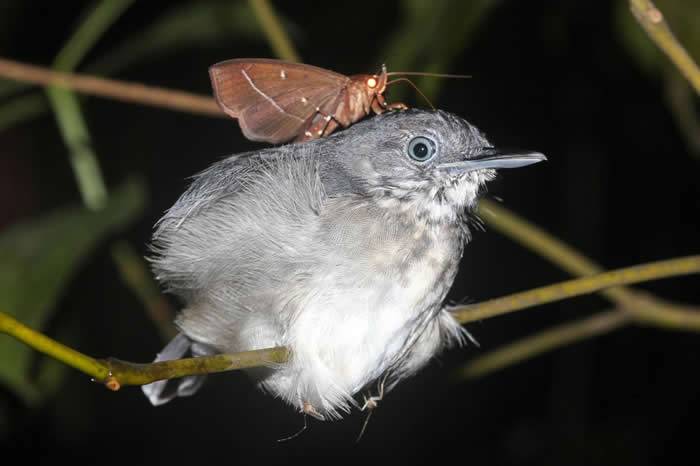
[142,332,212,406]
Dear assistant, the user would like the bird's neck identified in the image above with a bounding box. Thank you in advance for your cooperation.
[369,182,479,228]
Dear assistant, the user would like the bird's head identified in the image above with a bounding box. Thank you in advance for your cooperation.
[316,109,546,224]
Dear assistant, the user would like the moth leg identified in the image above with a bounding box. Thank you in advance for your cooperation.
[371,97,386,115]
[320,118,339,137]
[301,109,341,141]
[387,102,408,110]
[373,94,408,115]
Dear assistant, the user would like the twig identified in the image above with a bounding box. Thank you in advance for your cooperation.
[469,201,700,376]
[247,0,301,62]
[478,200,638,306]
[459,310,630,378]
[619,292,700,332]
[459,295,700,378]
[0,312,107,382]
[0,312,287,389]
[0,57,221,117]
[1,255,698,389]
[451,255,700,325]
[629,0,700,94]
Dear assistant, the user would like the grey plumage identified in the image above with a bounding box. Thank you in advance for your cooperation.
[143,109,545,419]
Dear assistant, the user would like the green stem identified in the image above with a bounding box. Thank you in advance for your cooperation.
[629,0,700,94]
[46,88,108,210]
[459,310,630,378]
[452,255,700,324]
[101,348,289,387]
[248,0,301,62]
[0,312,106,382]
[478,199,638,306]
[53,0,136,72]
[0,311,287,388]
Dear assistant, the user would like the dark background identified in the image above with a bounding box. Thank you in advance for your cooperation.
[1,1,698,464]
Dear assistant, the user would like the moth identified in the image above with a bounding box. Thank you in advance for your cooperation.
[209,58,466,144]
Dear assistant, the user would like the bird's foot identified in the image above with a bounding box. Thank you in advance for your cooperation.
[302,401,324,420]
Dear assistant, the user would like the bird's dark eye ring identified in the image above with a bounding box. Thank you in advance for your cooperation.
[407,136,437,162]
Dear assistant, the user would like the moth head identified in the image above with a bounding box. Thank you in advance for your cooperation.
[365,64,388,96]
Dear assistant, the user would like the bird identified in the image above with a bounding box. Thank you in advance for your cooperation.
[142,109,546,420]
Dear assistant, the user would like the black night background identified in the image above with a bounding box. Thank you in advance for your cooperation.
[0,1,698,464]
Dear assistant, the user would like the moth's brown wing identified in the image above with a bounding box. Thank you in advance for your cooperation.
[238,82,345,143]
[209,59,350,143]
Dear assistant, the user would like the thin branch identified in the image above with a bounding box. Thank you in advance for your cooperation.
[0,57,221,117]
[459,310,630,378]
[452,255,700,325]
[0,311,287,389]
[629,0,700,94]
[620,292,700,332]
[1,255,698,389]
[478,200,638,306]
[0,312,107,382]
[459,295,700,379]
[100,348,289,388]
[472,201,700,374]
[247,0,301,62]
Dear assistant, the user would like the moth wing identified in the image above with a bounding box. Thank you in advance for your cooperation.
[209,59,349,143]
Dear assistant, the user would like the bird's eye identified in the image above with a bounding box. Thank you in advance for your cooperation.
[407,136,437,162]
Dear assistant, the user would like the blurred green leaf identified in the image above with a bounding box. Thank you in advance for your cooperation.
[0,94,45,131]
[381,0,496,103]
[0,178,146,404]
[0,80,28,100]
[0,1,262,133]
[618,0,700,76]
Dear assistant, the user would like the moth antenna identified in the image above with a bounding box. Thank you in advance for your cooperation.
[386,71,471,79]
[387,78,435,110]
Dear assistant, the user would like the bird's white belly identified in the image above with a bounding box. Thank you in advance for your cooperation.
[284,243,448,413]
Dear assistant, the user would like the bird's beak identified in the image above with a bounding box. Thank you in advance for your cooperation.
[439,148,547,173]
